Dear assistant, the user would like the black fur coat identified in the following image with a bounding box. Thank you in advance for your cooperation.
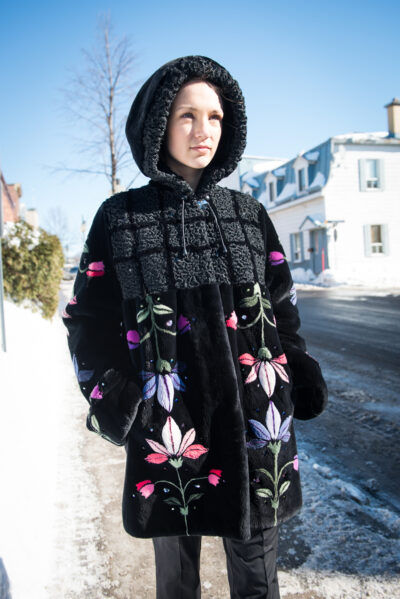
[63,56,327,541]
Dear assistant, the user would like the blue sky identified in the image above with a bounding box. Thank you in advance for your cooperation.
[1,0,399,254]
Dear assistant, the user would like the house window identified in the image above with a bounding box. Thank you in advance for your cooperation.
[298,168,306,192]
[291,232,303,262]
[363,224,389,256]
[366,159,379,189]
[370,225,383,253]
[268,181,276,203]
[359,159,384,191]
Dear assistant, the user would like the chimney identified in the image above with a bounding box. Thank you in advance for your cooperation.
[385,98,400,138]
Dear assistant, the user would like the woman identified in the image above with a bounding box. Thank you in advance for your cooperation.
[63,55,328,599]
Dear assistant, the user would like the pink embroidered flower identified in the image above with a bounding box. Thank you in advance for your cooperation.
[177,314,191,334]
[127,330,140,350]
[239,348,289,397]
[69,296,77,305]
[247,401,292,449]
[268,251,285,266]
[90,384,103,400]
[86,261,105,277]
[226,311,238,330]
[136,480,154,498]
[293,455,299,471]
[62,309,71,319]
[145,416,208,464]
[208,469,222,486]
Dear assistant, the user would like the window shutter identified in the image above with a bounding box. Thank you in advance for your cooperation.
[300,231,305,261]
[359,160,366,191]
[290,233,295,262]
[363,225,372,257]
[377,159,385,191]
[381,224,390,255]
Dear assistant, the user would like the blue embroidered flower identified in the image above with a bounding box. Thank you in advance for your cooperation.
[140,362,186,412]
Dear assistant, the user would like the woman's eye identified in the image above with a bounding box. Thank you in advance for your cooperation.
[181,112,193,118]
[211,114,222,120]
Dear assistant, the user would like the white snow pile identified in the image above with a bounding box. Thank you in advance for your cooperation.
[291,266,400,290]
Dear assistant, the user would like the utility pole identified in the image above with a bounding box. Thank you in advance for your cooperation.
[0,170,7,351]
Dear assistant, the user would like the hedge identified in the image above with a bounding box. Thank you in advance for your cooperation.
[1,220,64,319]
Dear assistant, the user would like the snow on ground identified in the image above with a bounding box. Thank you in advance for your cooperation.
[291,267,400,292]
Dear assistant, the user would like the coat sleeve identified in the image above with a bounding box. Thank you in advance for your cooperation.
[259,203,328,420]
[62,200,142,445]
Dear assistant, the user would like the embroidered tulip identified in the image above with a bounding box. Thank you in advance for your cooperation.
[90,384,103,400]
[208,469,222,486]
[140,363,186,412]
[127,329,140,350]
[226,311,238,330]
[239,348,289,397]
[69,296,77,305]
[247,401,292,449]
[177,314,191,334]
[62,309,71,319]
[136,480,155,498]
[289,285,297,306]
[268,251,285,266]
[86,261,105,277]
[145,416,208,464]
[293,455,299,471]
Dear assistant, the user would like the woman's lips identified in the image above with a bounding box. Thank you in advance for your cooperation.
[191,146,211,152]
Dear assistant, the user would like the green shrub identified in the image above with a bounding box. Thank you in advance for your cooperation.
[1,220,64,319]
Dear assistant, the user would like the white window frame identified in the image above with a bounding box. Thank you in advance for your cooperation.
[264,173,277,205]
[363,224,389,257]
[293,232,302,262]
[359,159,384,192]
[293,155,309,195]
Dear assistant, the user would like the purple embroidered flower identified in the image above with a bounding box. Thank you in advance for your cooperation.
[293,455,299,471]
[140,363,186,412]
[73,354,94,383]
[145,416,208,464]
[90,384,103,400]
[136,480,154,498]
[127,329,140,350]
[268,251,285,266]
[289,285,297,306]
[177,314,191,334]
[239,348,289,397]
[247,401,292,449]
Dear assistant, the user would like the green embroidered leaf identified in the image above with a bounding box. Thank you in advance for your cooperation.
[187,493,204,504]
[271,499,279,509]
[139,330,151,343]
[268,441,281,455]
[83,242,89,253]
[91,414,101,433]
[169,458,183,469]
[153,304,174,315]
[256,488,273,498]
[261,298,272,309]
[156,359,172,373]
[180,506,189,516]
[279,481,291,496]
[257,468,274,482]
[164,497,181,506]
[137,308,150,323]
[239,295,258,308]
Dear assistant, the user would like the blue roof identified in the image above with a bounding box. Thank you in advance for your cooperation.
[240,138,333,206]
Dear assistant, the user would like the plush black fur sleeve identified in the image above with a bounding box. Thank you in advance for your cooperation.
[260,203,328,420]
[62,202,142,445]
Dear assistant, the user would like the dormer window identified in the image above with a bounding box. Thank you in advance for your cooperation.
[298,168,306,192]
[268,181,276,203]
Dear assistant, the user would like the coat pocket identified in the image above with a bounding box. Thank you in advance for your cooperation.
[87,369,143,445]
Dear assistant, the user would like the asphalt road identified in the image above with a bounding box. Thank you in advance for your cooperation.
[292,286,400,511]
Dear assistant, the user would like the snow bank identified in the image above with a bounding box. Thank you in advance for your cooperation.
[291,266,400,290]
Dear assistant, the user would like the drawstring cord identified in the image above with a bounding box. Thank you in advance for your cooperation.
[180,195,227,258]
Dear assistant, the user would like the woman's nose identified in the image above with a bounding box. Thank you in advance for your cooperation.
[194,116,211,139]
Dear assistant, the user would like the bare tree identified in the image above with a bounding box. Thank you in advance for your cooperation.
[44,206,76,255]
[57,15,141,192]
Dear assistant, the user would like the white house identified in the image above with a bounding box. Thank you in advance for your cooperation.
[238,99,400,286]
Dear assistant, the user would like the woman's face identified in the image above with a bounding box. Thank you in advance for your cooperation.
[165,80,224,181]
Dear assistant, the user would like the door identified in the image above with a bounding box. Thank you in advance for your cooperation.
[309,229,329,274]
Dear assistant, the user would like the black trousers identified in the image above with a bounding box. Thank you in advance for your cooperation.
[152,526,280,599]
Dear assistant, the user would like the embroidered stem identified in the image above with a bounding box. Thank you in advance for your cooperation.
[183,476,208,494]
[175,465,189,535]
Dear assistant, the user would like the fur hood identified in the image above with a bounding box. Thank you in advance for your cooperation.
[125,55,247,196]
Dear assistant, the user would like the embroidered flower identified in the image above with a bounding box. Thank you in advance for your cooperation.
[208,469,222,486]
[226,311,238,330]
[73,354,94,383]
[86,261,105,277]
[62,309,71,319]
[247,401,292,449]
[140,363,186,412]
[239,348,289,397]
[268,251,285,266]
[145,416,208,464]
[293,455,299,471]
[69,296,77,305]
[177,314,191,334]
[136,480,154,498]
[90,384,103,400]
[127,329,140,350]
